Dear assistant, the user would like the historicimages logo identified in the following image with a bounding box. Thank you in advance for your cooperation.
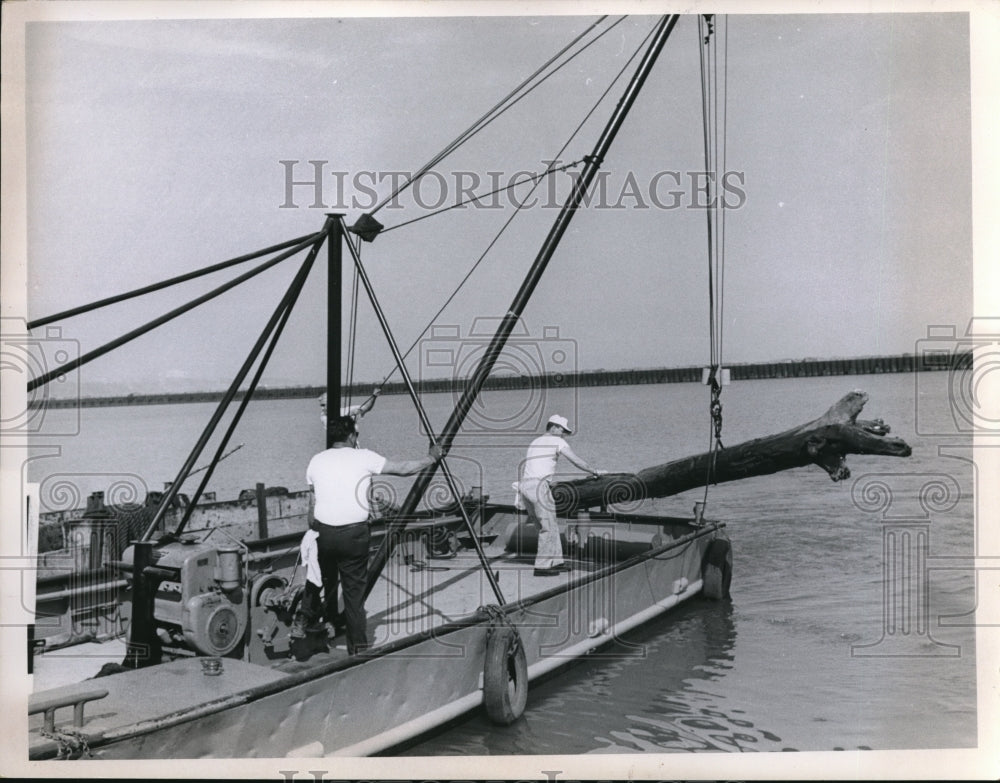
[277,159,748,212]
[0,318,81,436]
[418,317,578,440]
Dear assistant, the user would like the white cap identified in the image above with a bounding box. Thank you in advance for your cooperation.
[547,414,573,434]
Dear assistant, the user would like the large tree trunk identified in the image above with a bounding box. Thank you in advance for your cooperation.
[550,391,912,514]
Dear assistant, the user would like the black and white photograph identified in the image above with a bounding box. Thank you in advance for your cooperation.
[1,1,997,779]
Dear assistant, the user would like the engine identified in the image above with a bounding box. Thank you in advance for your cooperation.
[120,538,301,662]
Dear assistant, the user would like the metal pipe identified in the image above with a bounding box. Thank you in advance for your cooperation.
[326,214,345,448]
[365,14,680,595]
[27,233,318,330]
[34,579,129,601]
[338,219,505,605]
[140,221,333,542]
[28,231,324,391]
[121,541,161,669]
[255,483,269,539]
[245,546,298,563]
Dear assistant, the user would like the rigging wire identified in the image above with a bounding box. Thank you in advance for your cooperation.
[370,15,628,216]
[185,444,244,479]
[366,17,664,391]
[698,14,716,368]
[146,226,330,541]
[697,14,729,512]
[719,20,729,378]
[379,159,585,235]
[176,277,304,532]
[27,233,324,392]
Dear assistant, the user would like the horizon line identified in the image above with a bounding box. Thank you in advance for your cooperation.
[32,350,967,408]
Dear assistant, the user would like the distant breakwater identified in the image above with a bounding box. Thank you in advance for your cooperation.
[34,351,970,409]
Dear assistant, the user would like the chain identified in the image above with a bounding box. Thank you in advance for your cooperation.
[479,604,522,655]
[63,728,93,757]
[702,14,715,44]
[710,379,724,449]
[39,727,93,759]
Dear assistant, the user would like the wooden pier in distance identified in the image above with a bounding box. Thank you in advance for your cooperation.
[33,350,970,409]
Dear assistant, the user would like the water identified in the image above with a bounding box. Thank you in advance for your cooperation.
[28,372,977,753]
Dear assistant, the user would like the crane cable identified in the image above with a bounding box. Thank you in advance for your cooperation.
[698,14,729,507]
[370,16,625,217]
[339,18,652,411]
[365,17,666,393]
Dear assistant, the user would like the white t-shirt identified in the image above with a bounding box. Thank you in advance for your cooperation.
[521,434,568,482]
[307,447,387,526]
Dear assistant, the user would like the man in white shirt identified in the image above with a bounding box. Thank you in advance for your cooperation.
[517,414,604,577]
[300,414,440,655]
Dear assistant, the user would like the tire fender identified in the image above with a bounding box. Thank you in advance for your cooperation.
[483,624,528,725]
[701,537,733,600]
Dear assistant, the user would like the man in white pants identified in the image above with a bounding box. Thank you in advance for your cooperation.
[517,414,604,577]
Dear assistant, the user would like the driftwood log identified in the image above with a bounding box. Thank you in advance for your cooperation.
[550,391,912,514]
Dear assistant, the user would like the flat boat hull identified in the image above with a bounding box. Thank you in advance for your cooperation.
[29,509,725,759]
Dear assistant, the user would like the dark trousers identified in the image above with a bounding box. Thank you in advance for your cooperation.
[301,521,370,655]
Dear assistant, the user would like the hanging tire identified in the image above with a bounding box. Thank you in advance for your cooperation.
[483,625,528,725]
[701,537,733,600]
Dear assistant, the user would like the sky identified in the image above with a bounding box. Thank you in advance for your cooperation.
[6,6,979,396]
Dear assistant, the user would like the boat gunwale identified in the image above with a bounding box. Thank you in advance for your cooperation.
[31,515,724,757]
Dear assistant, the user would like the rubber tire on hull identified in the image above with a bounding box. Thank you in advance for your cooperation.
[701,538,733,600]
[483,626,528,725]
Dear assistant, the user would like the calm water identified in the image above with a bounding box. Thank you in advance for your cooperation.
[29,372,977,753]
